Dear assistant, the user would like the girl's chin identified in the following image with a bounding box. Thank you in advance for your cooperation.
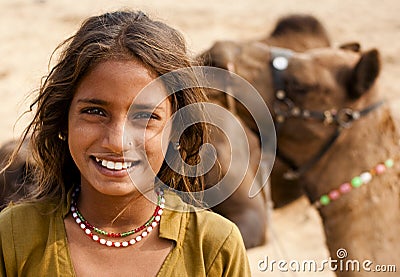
[93,184,137,197]
[91,180,155,197]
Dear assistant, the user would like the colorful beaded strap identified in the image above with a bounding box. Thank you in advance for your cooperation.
[70,187,165,248]
[314,159,394,208]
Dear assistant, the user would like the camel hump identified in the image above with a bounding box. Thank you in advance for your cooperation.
[263,14,330,51]
[270,14,329,40]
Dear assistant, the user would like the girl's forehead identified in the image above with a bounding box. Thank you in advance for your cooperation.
[73,59,170,107]
[83,59,156,85]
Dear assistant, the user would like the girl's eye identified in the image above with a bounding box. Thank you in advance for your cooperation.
[82,108,106,116]
[131,112,159,120]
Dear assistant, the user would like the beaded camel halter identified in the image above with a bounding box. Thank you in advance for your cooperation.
[313,159,394,208]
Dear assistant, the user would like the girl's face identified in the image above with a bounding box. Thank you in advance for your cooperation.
[68,59,172,196]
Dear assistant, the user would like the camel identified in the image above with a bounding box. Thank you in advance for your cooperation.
[199,14,332,208]
[202,32,400,273]
[271,46,399,276]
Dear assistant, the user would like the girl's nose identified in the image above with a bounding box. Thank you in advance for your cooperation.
[102,121,132,153]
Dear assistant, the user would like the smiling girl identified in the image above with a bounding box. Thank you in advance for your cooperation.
[0,10,250,276]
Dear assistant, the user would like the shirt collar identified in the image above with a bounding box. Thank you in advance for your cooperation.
[61,187,74,218]
[158,190,189,246]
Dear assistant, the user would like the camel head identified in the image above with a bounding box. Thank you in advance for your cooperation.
[272,46,381,178]
[198,13,332,134]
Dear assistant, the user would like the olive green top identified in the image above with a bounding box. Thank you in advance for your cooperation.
[0,190,250,276]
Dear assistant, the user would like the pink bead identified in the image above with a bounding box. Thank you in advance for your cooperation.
[375,164,386,175]
[329,190,340,200]
[339,183,352,194]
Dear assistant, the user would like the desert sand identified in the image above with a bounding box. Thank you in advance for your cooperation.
[1,0,399,276]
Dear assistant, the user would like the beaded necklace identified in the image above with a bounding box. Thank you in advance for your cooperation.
[314,159,394,208]
[70,187,165,248]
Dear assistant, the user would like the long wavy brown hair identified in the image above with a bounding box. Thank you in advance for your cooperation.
[12,10,209,204]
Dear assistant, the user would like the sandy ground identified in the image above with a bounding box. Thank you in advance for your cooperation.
[1,0,399,276]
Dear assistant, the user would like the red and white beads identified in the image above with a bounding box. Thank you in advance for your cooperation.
[70,187,165,248]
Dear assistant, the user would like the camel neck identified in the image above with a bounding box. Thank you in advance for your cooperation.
[304,107,400,264]
[302,106,399,204]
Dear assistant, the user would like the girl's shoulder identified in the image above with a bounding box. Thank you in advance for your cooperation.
[0,199,61,231]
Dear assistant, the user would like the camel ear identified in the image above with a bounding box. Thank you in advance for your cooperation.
[348,49,380,98]
[340,42,361,52]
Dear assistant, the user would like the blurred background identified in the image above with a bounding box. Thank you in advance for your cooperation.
[1,0,399,143]
[1,0,399,275]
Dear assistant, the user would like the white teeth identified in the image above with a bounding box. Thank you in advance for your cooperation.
[122,162,132,169]
[106,161,115,170]
[95,157,133,171]
[114,162,123,170]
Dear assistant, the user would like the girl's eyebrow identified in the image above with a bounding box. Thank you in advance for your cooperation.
[130,103,166,111]
[77,98,108,106]
[77,98,166,111]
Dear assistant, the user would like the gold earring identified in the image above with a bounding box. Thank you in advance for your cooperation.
[58,132,66,141]
[173,142,180,150]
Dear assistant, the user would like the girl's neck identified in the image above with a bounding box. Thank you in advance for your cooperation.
[75,185,159,232]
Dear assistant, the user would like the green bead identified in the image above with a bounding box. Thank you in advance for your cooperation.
[351,176,363,188]
[385,159,394,168]
[320,195,330,206]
